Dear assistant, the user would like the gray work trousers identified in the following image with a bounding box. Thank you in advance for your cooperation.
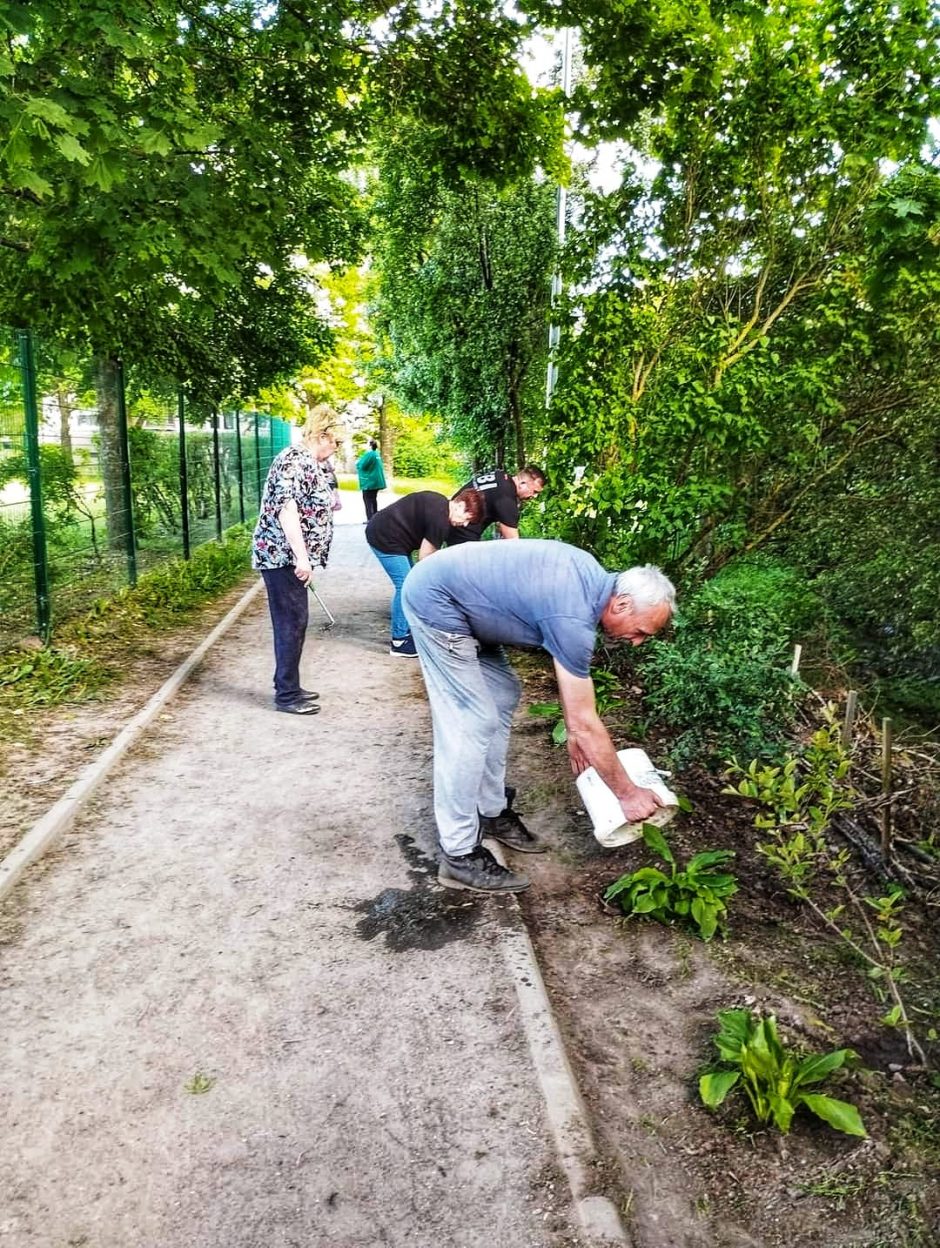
[406,616,521,857]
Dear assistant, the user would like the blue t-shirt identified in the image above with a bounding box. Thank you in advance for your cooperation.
[401,539,617,677]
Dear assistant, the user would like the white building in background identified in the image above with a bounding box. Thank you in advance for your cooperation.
[38,395,101,443]
[36,394,251,446]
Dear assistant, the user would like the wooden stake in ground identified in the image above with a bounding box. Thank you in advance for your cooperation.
[841,690,858,750]
[790,643,802,676]
[881,716,894,859]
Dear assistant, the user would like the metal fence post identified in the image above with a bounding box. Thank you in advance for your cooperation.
[234,407,245,523]
[115,360,137,586]
[178,389,190,560]
[211,407,223,541]
[17,329,51,640]
[254,412,262,503]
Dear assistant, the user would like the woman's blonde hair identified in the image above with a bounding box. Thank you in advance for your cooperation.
[302,403,338,444]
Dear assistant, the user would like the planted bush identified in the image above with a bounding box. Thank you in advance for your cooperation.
[700,1008,867,1137]
[636,557,819,763]
[603,823,737,941]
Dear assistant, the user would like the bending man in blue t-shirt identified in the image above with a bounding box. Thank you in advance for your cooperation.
[401,539,676,894]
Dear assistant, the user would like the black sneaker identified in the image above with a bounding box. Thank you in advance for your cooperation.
[479,808,546,853]
[389,635,418,657]
[274,700,320,716]
[438,845,530,893]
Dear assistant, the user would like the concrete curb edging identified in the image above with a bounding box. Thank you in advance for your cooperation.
[0,578,264,904]
[499,913,632,1247]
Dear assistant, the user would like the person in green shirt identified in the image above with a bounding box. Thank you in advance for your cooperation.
[356,439,387,521]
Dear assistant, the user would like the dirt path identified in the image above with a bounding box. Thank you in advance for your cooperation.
[0,512,591,1248]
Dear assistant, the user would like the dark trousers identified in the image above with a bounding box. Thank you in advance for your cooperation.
[260,566,309,705]
[362,489,379,520]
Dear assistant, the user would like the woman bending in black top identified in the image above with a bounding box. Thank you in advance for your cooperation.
[365,487,483,657]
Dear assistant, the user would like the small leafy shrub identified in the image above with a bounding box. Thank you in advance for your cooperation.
[636,557,818,764]
[699,1008,867,1137]
[724,710,855,890]
[725,707,925,1064]
[128,425,185,537]
[603,823,737,941]
[528,665,623,745]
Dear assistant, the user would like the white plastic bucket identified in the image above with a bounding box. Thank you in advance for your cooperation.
[575,747,679,848]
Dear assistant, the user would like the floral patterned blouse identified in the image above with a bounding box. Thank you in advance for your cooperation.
[251,446,334,570]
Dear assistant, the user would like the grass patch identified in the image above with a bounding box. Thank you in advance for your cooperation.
[0,524,253,734]
[335,473,460,497]
[0,647,112,709]
[389,475,460,496]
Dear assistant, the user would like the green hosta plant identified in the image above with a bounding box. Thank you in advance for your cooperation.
[528,665,624,745]
[603,824,737,941]
[700,1008,867,1137]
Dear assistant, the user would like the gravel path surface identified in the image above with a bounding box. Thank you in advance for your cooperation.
[0,507,592,1248]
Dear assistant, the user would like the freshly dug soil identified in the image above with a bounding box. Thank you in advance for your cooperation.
[510,655,940,1248]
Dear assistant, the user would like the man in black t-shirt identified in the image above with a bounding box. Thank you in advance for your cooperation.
[366,487,483,656]
[448,465,545,544]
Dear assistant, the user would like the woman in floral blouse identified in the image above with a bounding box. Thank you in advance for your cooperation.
[251,406,340,715]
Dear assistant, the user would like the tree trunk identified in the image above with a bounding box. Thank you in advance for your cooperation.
[495,431,505,469]
[94,353,130,553]
[56,384,74,465]
[377,395,395,479]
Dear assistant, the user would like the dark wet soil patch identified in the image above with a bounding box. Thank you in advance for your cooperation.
[353,833,486,951]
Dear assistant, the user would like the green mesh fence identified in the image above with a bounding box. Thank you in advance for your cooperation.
[0,331,35,646]
[0,328,293,648]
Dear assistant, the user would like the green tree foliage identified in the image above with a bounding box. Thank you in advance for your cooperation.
[369,1,566,188]
[2,0,564,537]
[527,2,940,542]
[1,0,368,544]
[289,266,378,413]
[370,126,558,466]
[390,414,463,480]
[0,1,364,362]
[524,2,940,684]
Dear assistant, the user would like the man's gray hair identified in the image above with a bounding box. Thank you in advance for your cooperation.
[613,565,676,614]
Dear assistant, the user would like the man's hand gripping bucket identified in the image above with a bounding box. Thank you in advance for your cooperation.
[576,748,679,848]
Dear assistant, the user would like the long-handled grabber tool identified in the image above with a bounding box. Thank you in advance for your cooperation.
[308,582,335,627]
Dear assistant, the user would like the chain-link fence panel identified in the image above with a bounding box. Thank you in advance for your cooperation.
[0,327,294,645]
[0,331,35,649]
[30,338,135,631]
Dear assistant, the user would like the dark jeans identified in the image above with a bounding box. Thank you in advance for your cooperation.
[260,566,309,705]
[362,488,379,520]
